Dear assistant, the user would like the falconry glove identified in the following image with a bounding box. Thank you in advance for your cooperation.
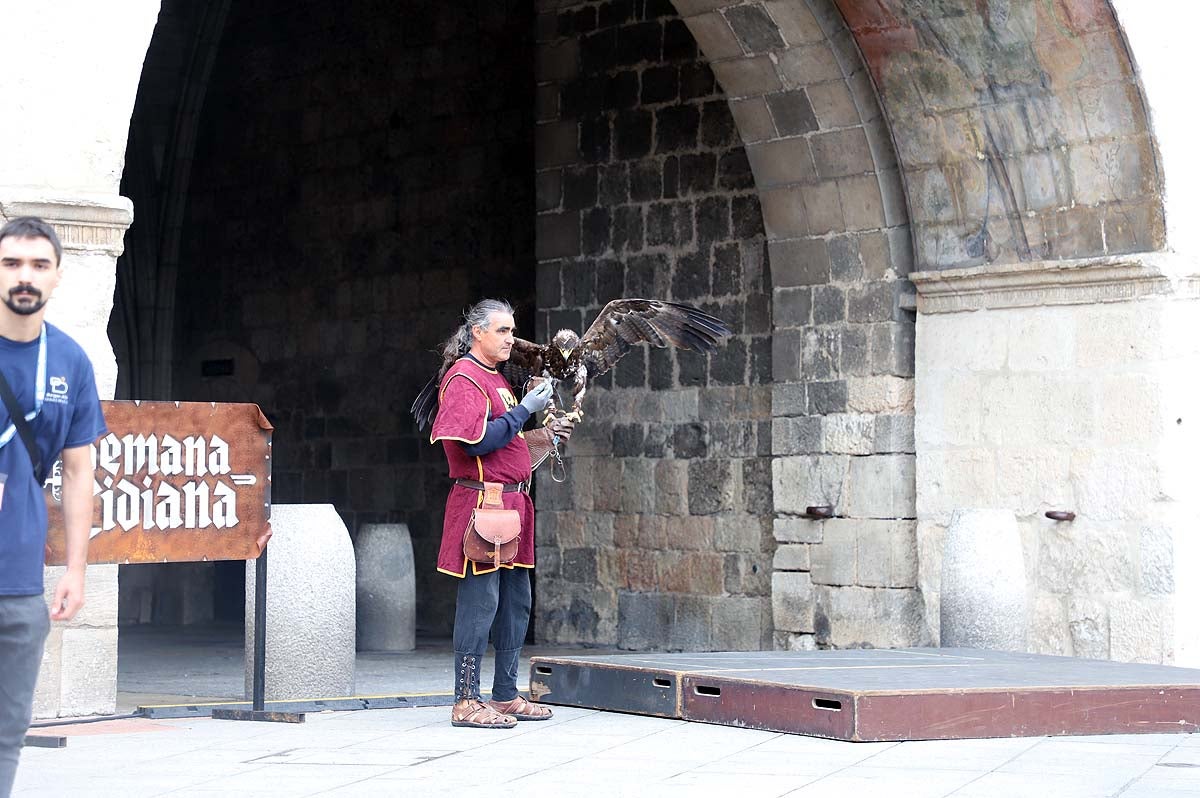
[519,379,554,414]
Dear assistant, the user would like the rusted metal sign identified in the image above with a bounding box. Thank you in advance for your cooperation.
[44,401,272,565]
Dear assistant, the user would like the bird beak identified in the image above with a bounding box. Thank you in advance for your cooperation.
[559,348,572,359]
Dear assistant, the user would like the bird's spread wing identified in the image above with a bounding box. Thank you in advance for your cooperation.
[579,299,733,376]
[500,337,545,392]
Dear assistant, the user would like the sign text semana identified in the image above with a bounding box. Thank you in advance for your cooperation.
[45,401,273,566]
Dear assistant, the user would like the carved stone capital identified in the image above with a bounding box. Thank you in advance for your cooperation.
[0,188,134,256]
[910,253,1200,313]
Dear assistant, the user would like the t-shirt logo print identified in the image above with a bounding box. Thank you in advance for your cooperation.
[47,375,69,404]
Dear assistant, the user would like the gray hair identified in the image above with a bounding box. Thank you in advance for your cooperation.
[438,298,514,375]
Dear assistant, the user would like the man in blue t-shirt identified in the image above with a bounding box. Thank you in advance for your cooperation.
[0,217,106,797]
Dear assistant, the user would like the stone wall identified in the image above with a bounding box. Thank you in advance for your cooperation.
[171,0,536,635]
[534,0,776,650]
[834,0,1164,271]
[913,257,1199,665]
[656,0,922,651]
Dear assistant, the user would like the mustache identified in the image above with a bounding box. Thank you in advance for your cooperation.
[9,286,42,300]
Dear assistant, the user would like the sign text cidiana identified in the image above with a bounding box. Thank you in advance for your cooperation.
[90,433,240,535]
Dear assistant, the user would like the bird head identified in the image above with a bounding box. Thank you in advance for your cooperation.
[551,329,580,360]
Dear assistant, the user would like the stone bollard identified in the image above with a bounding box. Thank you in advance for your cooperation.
[245,504,355,700]
[355,523,416,652]
[940,508,1028,650]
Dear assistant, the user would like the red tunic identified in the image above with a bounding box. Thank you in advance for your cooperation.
[430,357,535,577]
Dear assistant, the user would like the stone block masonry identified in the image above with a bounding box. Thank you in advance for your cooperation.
[172,0,538,636]
[535,0,773,650]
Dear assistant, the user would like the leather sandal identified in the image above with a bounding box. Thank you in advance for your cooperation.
[486,695,553,721]
[450,699,517,729]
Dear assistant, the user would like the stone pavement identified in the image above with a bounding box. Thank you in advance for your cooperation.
[15,704,1200,797]
[15,627,1200,796]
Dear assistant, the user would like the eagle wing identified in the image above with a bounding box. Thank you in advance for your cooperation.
[579,299,733,376]
[500,337,546,391]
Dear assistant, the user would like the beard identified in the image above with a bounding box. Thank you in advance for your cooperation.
[5,288,45,316]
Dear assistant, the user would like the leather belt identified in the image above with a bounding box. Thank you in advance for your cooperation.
[454,478,529,493]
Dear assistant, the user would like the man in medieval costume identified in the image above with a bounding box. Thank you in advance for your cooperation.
[429,298,572,728]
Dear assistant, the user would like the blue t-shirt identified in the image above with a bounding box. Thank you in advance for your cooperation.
[0,324,107,596]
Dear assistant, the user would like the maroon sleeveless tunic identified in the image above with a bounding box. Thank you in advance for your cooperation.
[430,357,535,577]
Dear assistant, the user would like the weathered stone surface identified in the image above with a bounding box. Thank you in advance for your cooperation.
[1027,592,1070,657]
[246,505,355,700]
[772,570,814,632]
[848,376,913,413]
[58,627,117,717]
[1139,524,1175,596]
[873,413,915,453]
[728,97,777,143]
[771,415,821,455]
[745,137,817,188]
[765,89,819,136]
[773,516,823,544]
[671,594,714,649]
[1067,597,1109,660]
[688,458,738,514]
[713,596,767,649]
[618,591,674,649]
[814,585,926,648]
[1110,598,1170,664]
[844,454,915,518]
[810,521,856,586]
[711,55,783,98]
[940,509,1027,650]
[355,524,415,652]
[1038,524,1135,595]
[822,413,874,454]
[773,543,810,571]
[682,11,743,60]
[773,454,847,514]
[34,565,118,717]
[855,520,918,589]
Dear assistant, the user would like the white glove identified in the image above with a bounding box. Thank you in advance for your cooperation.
[520,380,555,414]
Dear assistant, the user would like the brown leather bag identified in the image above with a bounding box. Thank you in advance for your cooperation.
[463,482,521,568]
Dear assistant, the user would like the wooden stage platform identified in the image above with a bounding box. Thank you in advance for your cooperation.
[528,648,1200,742]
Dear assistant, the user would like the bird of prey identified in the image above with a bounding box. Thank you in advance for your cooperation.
[411,299,733,430]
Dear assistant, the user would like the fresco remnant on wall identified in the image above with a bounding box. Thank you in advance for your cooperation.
[835,0,1164,270]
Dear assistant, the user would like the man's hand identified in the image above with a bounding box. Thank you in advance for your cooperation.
[548,416,574,443]
[520,379,555,414]
[55,444,93,622]
[50,567,86,621]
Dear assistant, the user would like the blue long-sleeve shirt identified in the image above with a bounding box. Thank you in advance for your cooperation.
[461,404,530,456]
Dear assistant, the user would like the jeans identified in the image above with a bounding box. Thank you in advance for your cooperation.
[452,567,531,702]
[0,595,49,798]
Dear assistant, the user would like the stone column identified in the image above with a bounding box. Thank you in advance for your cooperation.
[912,254,1200,665]
[0,192,134,718]
[0,0,159,717]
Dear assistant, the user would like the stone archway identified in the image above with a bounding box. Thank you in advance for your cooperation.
[673,0,921,649]
[534,0,1169,655]
[664,0,1167,656]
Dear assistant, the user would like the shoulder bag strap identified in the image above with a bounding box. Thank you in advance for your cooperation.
[0,369,42,480]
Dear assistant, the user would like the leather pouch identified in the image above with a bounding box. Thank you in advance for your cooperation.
[463,482,521,568]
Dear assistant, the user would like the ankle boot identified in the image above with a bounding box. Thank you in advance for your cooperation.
[454,652,480,701]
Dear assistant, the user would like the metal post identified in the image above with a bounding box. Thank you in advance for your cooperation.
[253,545,267,712]
[212,544,305,723]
